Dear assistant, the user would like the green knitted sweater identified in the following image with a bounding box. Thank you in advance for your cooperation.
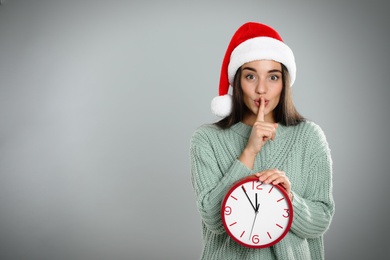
[190,121,334,260]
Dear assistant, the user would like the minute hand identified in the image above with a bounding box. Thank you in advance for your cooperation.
[241,186,257,212]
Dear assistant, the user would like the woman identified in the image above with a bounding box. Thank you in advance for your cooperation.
[190,22,335,259]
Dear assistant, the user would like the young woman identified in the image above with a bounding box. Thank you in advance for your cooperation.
[190,22,335,259]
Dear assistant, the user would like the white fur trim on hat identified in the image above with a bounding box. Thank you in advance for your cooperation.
[228,37,296,86]
[211,94,232,117]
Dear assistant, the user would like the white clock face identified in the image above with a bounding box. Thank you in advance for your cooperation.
[221,176,293,248]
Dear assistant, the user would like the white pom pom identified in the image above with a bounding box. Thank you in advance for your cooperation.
[211,94,232,117]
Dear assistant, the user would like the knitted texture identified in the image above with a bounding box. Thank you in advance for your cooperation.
[190,121,335,260]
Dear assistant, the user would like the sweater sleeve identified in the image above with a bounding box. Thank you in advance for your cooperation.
[190,128,253,234]
[290,124,335,239]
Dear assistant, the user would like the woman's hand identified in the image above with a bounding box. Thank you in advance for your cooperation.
[255,169,293,201]
[246,97,278,154]
[239,97,278,169]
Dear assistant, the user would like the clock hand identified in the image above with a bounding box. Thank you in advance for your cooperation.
[250,200,261,240]
[241,186,257,212]
[255,193,258,212]
[249,210,258,239]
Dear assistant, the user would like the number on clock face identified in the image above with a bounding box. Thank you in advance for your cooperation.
[221,176,293,248]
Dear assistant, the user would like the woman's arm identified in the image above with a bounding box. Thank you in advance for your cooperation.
[190,130,253,234]
[290,125,335,239]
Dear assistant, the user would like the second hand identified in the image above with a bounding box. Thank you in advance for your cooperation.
[249,212,258,239]
[249,200,260,240]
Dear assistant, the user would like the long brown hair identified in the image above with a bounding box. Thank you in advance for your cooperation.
[215,63,305,129]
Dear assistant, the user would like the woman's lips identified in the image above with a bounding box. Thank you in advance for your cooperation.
[254,99,269,107]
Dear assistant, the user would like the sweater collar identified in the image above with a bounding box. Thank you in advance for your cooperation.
[231,121,287,138]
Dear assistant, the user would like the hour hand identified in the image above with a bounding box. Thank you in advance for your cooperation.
[241,186,257,212]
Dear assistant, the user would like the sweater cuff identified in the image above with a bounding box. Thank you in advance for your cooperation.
[290,192,332,239]
[209,159,253,204]
[226,159,254,182]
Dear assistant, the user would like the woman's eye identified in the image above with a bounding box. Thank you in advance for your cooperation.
[270,75,279,81]
[245,74,256,80]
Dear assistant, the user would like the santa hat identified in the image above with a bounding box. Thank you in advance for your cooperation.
[211,22,296,117]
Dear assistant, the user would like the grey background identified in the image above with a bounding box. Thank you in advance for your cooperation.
[0,0,388,259]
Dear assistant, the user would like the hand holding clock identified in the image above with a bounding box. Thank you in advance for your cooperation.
[256,169,292,201]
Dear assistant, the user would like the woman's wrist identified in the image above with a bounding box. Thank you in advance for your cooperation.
[238,148,257,170]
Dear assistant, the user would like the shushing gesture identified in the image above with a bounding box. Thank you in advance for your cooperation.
[239,97,278,170]
[247,97,278,155]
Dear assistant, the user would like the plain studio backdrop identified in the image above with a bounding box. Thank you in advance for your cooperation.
[0,1,389,259]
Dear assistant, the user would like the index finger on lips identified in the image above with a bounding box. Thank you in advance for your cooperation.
[256,97,265,122]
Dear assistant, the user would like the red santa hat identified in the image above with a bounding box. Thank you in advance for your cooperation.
[211,22,296,117]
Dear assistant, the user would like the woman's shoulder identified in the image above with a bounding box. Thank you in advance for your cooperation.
[192,123,221,136]
[306,120,328,139]
[192,122,231,139]
[190,123,221,145]
[292,120,330,152]
[291,120,327,138]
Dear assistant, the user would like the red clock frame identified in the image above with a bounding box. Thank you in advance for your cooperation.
[221,175,293,249]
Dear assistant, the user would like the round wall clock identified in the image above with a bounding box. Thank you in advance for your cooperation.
[221,175,293,248]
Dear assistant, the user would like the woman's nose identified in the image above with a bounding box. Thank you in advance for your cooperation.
[255,79,267,94]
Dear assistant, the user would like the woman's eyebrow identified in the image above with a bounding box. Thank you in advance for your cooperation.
[242,67,257,72]
[268,69,282,74]
[242,67,282,74]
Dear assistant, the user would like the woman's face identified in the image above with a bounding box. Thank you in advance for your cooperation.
[240,60,283,124]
